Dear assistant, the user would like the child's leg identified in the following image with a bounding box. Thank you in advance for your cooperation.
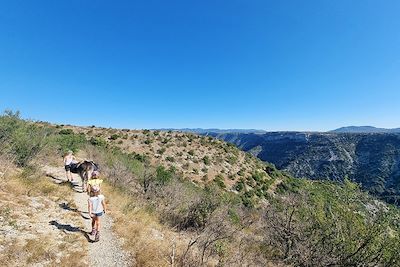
[95,216,100,231]
[94,216,101,241]
[90,217,96,234]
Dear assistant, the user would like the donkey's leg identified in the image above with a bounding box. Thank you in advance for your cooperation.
[84,169,94,193]
[80,172,87,192]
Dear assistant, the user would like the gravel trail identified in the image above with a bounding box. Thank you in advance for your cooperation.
[44,166,134,267]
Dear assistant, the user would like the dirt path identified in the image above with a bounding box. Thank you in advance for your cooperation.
[43,166,133,267]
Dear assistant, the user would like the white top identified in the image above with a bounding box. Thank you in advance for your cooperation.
[89,195,105,214]
[64,155,74,165]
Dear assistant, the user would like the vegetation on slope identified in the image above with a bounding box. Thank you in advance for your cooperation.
[209,131,400,205]
[1,111,400,266]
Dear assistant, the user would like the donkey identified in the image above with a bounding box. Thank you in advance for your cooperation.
[70,160,99,192]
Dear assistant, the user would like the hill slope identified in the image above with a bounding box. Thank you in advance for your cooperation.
[205,131,400,205]
[2,113,400,266]
[60,124,273,189]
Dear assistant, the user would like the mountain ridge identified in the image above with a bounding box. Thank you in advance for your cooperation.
[331,126,400,133]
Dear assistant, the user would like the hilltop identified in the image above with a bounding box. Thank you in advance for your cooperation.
[56,124,276,191]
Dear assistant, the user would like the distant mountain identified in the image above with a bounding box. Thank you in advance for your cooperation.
[155,128,267,134]
[331,126,400,133]
[204,131,400,205]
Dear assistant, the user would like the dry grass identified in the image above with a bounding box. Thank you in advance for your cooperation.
[102,183,191,267]
[24,236,57,264]
[0,169,87,267]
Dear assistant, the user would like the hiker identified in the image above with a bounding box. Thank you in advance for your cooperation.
[88,185,106,242]
[87,171,103,195]
[63,150,77,182]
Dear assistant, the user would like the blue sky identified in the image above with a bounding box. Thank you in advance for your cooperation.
[0,1,399,131]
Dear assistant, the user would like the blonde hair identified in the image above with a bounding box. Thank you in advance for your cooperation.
[89,190,100,197]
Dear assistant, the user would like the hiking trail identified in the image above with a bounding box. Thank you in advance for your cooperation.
[43,165,133,267]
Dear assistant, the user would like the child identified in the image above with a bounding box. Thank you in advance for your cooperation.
[87,171,103,195]
[63,150,77,182]
[88,185,106,242]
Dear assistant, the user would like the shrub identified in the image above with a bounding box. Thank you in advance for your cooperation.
[226,155,238,165]
[157,148,166,155]
[58,128,74,135]
[89,137,107,147]
[237,169,245,176]
[0,115,52,166]
[203,156,210,165]
[252,170,265,182]
[129,152,149,163]
[235,179,245,192]
[214,174,226,189]
[166,156,175,162]
[155,166,173,185]
[109,134,120,140]
[55,132,86,154]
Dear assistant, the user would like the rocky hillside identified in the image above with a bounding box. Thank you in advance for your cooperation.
[205,131,400,205]
[55,124,273,189]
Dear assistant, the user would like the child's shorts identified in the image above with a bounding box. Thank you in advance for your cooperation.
[94,212,103,217]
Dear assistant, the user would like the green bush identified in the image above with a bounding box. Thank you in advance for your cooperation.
[58,128,74,135]
[157,148,166,155]
[89,136,107,147]
[0,111,53,166]
[155,166,173,185]
[203,156,210,165]
[235,179,245,192]
[109,134,120,140]
[166,156,175,162]
[144,139,152,145]
[55,132,87,154]
[213,174,226,189]
[129,152,149,163]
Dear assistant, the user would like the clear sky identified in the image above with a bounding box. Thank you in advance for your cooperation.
[0,1,399,131]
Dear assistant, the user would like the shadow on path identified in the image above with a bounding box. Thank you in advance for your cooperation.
[49,220,95,243]
[47,173,84,193]
[49,220,81,233]
[59,202,78,212]
[47,170,94,242]
[59,202,89,216]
